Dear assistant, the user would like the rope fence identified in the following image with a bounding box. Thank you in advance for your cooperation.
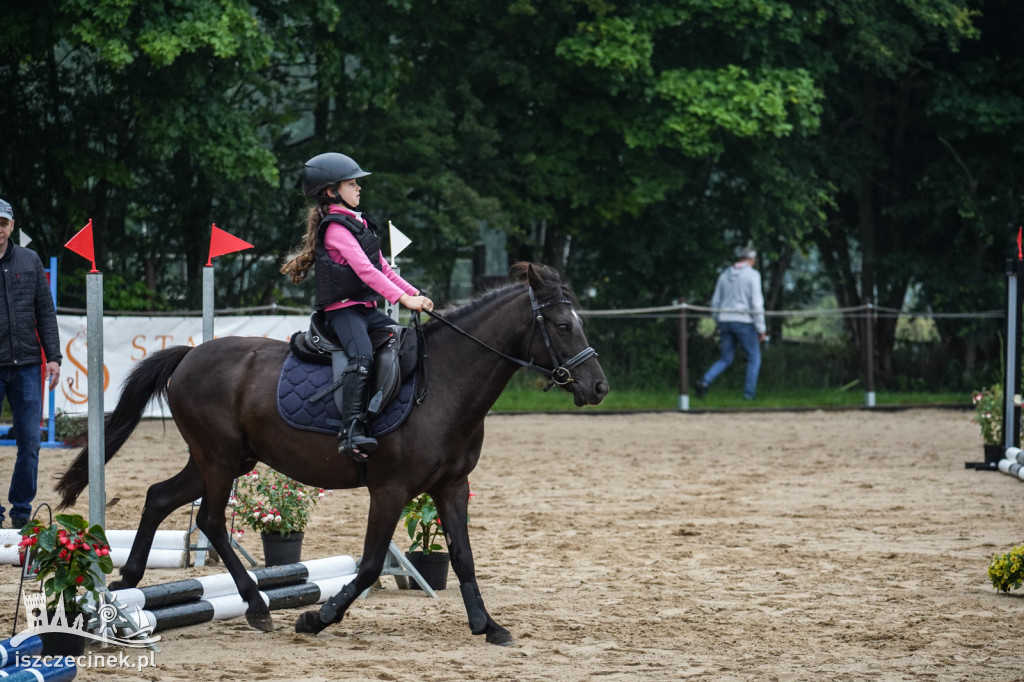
[57,301,1003,411]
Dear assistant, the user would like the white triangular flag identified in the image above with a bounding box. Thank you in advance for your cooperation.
[18,230,31,247]
[389,221,412,266]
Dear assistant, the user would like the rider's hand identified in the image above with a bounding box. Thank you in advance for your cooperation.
[399,294,434,312]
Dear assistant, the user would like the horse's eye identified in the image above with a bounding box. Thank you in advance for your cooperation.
[557,324,570,332]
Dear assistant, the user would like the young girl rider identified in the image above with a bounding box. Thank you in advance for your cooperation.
[281,152,433,462]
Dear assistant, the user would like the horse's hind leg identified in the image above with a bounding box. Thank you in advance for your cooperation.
[295,489,406,635]
[193,463,274,632]
[435,477,514,645]
[110,458,205,590]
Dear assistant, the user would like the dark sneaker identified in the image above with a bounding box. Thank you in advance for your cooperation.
[695,380,709,399]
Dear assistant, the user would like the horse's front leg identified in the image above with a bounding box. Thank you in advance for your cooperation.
[435,479,514,646]
[295,487,405,635]
[111,459,205,590]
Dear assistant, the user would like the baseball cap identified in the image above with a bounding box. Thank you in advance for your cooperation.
[0,199,12,221]
[736,245,757,260]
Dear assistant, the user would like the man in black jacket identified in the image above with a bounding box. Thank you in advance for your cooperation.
[0,197,61,529]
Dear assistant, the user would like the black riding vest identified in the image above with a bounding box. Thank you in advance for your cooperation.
[314,212,384,310]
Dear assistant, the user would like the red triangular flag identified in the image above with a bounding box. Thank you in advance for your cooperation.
[65,219,97,272]
[207,223,254,266]
[1018,226,1022,260]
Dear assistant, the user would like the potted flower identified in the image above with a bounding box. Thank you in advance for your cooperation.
[229,468,328,566]
[972,383,1003,464]
[18,514,114,655]
[398,488,474,590]
[988,543,1024,592]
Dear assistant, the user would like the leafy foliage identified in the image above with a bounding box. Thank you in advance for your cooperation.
[18,514,114,612]
[0,0,1017,389]
[229,468,328,537]
[400,489,474,556]
[401,493,445,556]
[989,544,1024,592]
[972,384,1003,446]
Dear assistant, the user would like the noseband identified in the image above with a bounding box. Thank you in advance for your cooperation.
[423,285,599,390]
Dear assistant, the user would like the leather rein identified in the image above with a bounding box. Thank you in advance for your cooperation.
[421,285,599,391]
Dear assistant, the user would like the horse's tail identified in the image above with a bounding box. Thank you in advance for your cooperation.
[55,345,194,510]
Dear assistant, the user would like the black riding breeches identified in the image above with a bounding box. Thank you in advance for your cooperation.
[325,305,396,359]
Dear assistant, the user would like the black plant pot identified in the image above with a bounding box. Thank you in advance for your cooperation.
[39,610,87,656]
[984,444,1005,466]
[261,532,304,567]
[404,551,449,590]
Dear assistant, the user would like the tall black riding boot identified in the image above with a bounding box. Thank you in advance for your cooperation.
[338,356,378,462]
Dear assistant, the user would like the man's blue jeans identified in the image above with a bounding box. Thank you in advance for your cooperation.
[702,322,762,400]
[0,365,42,522]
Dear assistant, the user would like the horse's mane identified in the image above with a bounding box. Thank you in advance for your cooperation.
[422,262,572,338]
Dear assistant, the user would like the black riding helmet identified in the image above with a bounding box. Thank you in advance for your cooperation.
[302,152,371,202]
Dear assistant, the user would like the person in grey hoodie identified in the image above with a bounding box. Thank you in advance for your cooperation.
[0,197,61,528]
[696,246,767,400]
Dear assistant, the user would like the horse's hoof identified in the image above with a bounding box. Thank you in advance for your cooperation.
[295,610,327,635]
[486,629,515,646]
[108,580,127,591]
[246,611,275,632]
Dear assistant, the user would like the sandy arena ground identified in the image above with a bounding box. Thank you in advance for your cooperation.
[2,408,1024,681]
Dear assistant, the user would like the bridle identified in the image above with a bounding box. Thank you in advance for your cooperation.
[422,284,599,391]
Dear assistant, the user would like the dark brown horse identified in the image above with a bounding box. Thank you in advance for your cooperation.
[55,262,608,644]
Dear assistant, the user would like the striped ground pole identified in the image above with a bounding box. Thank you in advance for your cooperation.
[0,529,188,569]
[111,555,357,633]
[999,447,1024,480]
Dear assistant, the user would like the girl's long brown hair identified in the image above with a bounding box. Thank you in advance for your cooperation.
[280,205,322,284]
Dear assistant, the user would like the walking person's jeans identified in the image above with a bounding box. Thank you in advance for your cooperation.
[0,365,42,523]
[702,322,762,400]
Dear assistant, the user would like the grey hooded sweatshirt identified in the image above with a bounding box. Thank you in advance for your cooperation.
[710,262,766,334]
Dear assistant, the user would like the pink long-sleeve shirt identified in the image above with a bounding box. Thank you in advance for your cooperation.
[322,206,418,312]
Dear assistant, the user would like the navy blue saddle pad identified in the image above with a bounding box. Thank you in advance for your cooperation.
[277,352,416,438]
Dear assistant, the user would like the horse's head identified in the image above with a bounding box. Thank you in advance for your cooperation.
[513,263,609,407]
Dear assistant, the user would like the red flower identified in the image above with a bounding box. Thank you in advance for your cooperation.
[75,575,85,584]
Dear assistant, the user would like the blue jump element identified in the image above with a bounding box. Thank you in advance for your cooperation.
[0,659,77,681]
[0,635,42,669]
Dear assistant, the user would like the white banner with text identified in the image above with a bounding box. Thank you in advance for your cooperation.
[56,315,310,419]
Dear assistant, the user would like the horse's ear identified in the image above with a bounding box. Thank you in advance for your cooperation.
[526,263,544,290]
